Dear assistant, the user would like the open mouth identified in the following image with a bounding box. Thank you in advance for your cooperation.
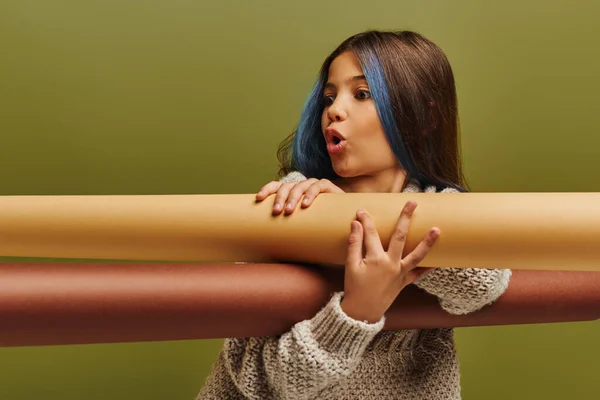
[325,128,346,155]
[325,128,345,144]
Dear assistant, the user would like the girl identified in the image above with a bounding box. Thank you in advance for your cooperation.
[197,30,511,400]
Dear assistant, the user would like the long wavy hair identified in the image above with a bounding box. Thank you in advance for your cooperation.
[277,30,468,191]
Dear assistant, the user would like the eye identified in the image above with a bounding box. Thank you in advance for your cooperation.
[356,89,371,100]
[323,95,335,107]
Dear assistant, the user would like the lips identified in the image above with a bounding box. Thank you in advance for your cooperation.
[324,128,346,155]
[325,127,345,144]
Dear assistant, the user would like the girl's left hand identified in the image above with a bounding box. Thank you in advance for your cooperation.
[256,178,344,215]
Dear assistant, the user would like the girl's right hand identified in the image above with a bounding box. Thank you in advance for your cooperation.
[340,201,440,323]
[256,178,345,215]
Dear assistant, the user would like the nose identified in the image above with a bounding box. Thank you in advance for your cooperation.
[326,98,347,122]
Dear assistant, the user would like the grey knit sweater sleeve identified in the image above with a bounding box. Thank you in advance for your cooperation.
[219,292,384,399]
[278,171,308,184]
[414,267,511,315]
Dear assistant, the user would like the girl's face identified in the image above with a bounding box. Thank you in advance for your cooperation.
[320,51,401,181]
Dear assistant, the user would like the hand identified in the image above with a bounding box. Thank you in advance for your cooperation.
[256,178,344,215]
[340,201,440,323]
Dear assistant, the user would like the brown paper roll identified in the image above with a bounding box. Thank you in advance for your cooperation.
[1,193,600,270]
[0,262,598,347]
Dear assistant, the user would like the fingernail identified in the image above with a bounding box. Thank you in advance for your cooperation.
[357,209,365,215]
[285,203,293,210]
[273,204,282,211]
[431,229,440,239]
[302,198,309,205]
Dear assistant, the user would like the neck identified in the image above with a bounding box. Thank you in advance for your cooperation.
[336,167,407,193]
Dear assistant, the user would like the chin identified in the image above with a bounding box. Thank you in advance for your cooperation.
[331,165,359,179]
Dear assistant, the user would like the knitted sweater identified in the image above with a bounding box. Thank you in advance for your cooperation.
[196,172,512,400]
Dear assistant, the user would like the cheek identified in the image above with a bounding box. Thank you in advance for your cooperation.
[361,114,395,160]
[359,111,387,142]
[321,112,328,130]
[362,104,384,133]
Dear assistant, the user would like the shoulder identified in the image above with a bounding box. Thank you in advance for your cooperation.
[439,187,460,193]
[402,180,461,194]
[279,171,308,184]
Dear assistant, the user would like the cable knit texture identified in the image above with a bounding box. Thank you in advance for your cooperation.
[196,172,512,400]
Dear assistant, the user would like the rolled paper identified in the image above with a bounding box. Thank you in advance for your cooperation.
[1,193,600,270]
[0,262,598,347]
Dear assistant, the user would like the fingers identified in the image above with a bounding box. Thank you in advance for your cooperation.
[258,178,344,215]
[283,179,318,214]
[256,181,282,201]
[400,228,440,271]
[386,200,440,272]
[301,179,344,208]
[345,220,364,268]
[271,182,299,214]
[268,179,317,215]
[387,200,418,261]
[356,210,385,258]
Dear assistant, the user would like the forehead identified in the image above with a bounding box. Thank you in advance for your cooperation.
[327,51,364,81]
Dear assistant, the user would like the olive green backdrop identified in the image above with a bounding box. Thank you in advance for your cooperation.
[1,1,598,399]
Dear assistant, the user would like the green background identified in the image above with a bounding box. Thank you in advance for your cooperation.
[1,1,598,399]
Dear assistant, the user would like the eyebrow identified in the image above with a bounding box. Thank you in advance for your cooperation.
[324,75,367,90]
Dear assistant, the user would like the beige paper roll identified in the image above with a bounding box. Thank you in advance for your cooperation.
[1,192,600,270]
